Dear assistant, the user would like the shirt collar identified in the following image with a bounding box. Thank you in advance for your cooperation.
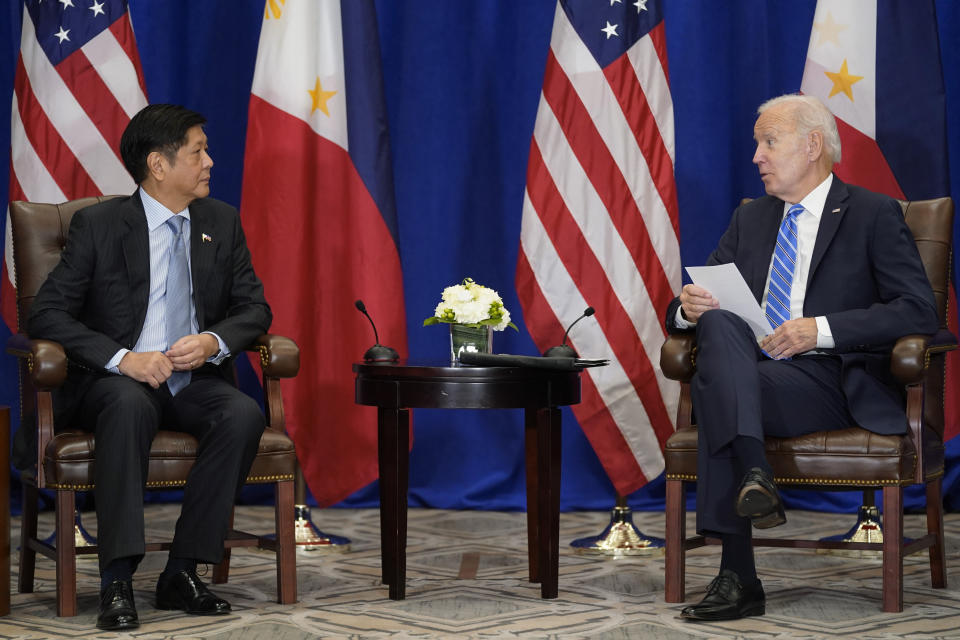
[784,173,833,220]
[138,187,191,231]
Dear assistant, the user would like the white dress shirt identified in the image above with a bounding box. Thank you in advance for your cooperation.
[677,174,836,349]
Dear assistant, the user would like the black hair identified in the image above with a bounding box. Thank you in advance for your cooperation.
[119,104,207,184]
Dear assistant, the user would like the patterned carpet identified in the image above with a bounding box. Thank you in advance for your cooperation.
[1,504,959,639]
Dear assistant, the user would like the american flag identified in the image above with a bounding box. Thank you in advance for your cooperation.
[5,0,146,328]
[516,0,680,496]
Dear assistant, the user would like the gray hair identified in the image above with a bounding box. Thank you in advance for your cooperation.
[758,94,842,164]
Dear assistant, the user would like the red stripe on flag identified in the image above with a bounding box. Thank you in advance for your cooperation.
[833,117,905,199]
[945,287,960,441]
[516,250,648,493]
[525,142,674,445]
[241,96,408,507]
[54,48,128,157]
[540,50,674,316]
[108,14,148,101]
[2,174,28,330]
[602,52,679,236]
[648,22,670,87]
[14,58,99,199]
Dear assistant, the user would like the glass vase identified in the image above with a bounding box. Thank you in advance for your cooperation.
[449,323,493,364]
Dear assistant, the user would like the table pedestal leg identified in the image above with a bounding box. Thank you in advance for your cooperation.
[378,407,409,600]
[528,406,561,599]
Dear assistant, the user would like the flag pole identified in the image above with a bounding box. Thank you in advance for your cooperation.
[292,463,351,553]
[569,494,664,555]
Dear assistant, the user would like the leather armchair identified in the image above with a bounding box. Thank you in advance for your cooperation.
[660,197,955,613]
[8,197,299,616]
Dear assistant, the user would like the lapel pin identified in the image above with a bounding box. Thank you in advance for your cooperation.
[832,208,841,213]
[202,233,212,243]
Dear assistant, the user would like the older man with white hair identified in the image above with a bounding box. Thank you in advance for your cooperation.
[665,94,937,621]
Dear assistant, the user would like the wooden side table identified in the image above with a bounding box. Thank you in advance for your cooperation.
[354,362,580,600]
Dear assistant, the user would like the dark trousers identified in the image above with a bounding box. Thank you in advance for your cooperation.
[691,310,852,536]
[79,369,264,572]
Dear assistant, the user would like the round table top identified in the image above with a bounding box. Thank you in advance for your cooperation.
[353,359,581,409]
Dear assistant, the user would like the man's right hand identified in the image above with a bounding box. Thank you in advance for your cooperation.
[679,283,719,323]
[118,351,174,388]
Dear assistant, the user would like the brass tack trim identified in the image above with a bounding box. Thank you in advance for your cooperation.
[666,471,943,485]
[49,474,293,490]
[257,345,270,368]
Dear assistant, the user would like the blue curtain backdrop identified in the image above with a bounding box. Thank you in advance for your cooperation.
[2,1,959,513]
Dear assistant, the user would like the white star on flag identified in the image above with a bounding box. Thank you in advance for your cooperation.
[55,26,70,42]
[90,0,105,17]
[602,21,619,39]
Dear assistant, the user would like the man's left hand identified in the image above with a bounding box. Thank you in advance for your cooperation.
[759,318,818,360]
[166,334,220,371]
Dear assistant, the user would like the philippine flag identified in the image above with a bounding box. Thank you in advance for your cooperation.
[240,0,408,506]
[799,0,956,440]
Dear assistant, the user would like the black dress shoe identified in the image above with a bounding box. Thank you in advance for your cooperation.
[680,569,765,621]
[735,467,786,529]
[156,569,231,615]
[97,579,139,630]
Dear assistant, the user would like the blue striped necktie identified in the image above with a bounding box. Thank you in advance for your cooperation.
[165,215,191,395]
[765,204,804,330]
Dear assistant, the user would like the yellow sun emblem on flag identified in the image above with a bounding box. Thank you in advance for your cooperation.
[824,59,864,102]
[309,77,337,116]
[265,0,285,20]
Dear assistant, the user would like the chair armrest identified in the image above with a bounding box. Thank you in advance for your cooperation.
[890,329,957,385]
[660,333,697,382]
[248,334,300,378]
[6,334,68,390]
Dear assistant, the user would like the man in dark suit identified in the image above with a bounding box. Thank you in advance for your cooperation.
[29,104,272,631]
[664,94,937,621]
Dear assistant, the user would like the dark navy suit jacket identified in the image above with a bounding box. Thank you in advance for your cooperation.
[666,176,938,435]
[27,191,272,430]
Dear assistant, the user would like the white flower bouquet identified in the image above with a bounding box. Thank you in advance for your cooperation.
[423,278,518,331]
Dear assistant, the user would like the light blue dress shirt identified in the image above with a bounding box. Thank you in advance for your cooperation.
[105,189,228,373]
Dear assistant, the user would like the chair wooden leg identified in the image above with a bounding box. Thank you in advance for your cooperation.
[212,508,234,584]
[664,478,686,603]
[275,479,296,604]
[55,490,78,617]
[18,482,38,594]
[881,485,904,613]
[926,477,946,588]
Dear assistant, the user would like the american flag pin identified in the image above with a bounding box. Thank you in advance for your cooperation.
[202,233,212,243]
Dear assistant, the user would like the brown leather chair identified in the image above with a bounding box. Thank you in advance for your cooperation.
[659,197,955,613]
[7,197,299,616]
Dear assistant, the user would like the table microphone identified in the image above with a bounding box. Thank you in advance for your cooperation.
[543,306,595,358]
[354,299,400,362]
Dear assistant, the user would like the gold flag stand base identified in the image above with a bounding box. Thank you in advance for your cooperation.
[43,510,97,556]
[570,498,664,556]
[817,503,883,558]
[294,504,351,553]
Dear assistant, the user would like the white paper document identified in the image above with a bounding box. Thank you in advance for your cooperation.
[685,264,773,338]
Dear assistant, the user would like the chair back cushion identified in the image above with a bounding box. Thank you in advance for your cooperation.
[9,197,121,331]
[900,198,954,329]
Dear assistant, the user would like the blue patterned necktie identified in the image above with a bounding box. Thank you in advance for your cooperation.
[765,204,804,330]
[165,215,191,395]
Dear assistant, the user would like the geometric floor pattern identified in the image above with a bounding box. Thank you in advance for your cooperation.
[1,505,959,639]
